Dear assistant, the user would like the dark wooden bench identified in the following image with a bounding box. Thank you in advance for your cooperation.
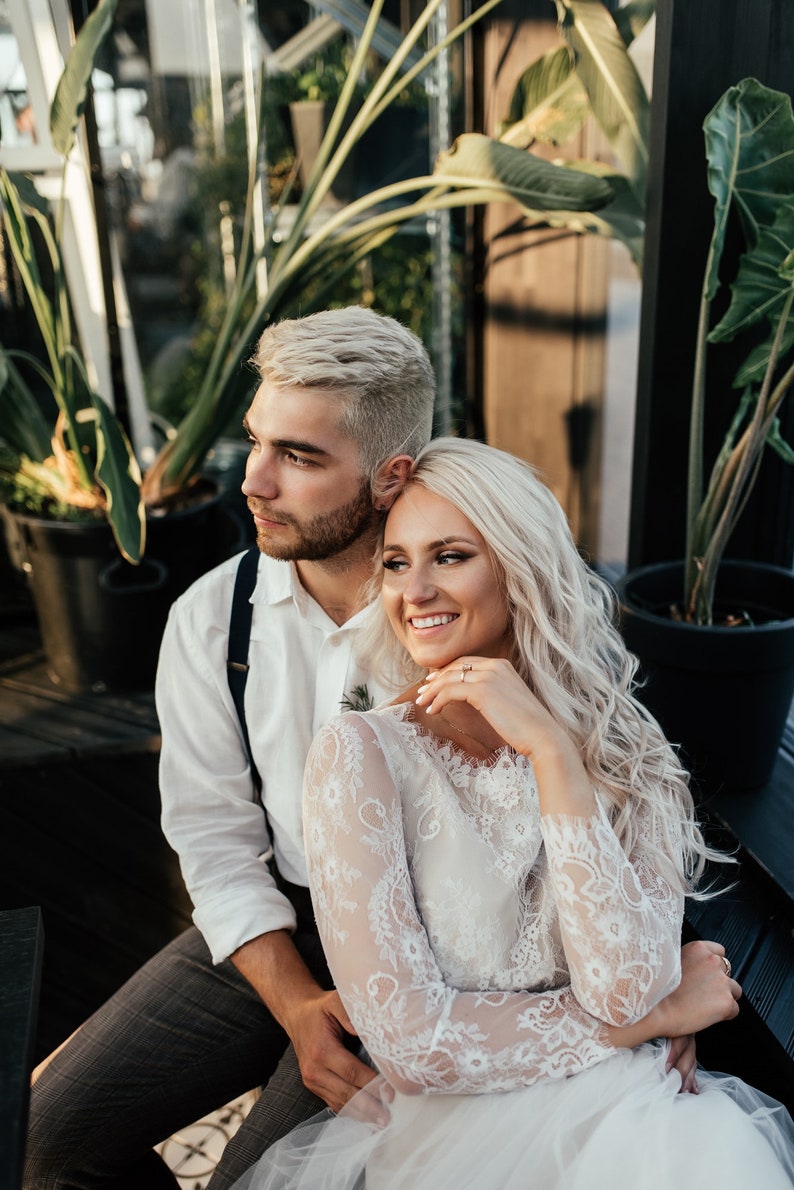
[0,907,43,1190]
[683,721,794,1113]
[0,623,192,1062]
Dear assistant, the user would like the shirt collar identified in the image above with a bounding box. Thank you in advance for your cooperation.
[251,553,375,633]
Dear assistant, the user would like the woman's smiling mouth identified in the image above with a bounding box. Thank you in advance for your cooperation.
[409,614,459,629]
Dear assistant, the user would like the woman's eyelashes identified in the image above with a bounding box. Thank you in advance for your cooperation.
[382,549,472,572]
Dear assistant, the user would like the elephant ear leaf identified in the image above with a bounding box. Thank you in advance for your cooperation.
[50,0,118,158]
[767,417,794,465]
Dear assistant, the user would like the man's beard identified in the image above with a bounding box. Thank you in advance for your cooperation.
[250,480,377,562]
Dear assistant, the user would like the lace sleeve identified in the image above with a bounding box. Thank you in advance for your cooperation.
[304,715,616,1096]
[541,799,683,1027]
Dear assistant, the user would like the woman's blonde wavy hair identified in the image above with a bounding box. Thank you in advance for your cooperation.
[358,436,724,895]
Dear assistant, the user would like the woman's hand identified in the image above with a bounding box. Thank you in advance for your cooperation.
[651,939,742,1038]
[416,657,564,757]
[606,940,741,1054]
[415,657,595,816]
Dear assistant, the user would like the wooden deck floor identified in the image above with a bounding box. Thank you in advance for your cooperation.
[0,620,191,1060]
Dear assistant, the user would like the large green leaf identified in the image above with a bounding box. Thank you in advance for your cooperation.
[556,162,646,267]
[50,0,118,157]
[0,346,53,460]
[91,391,145,563]
[555,0,649,200]
[708,201,794,387]
[702,78,794,302]
[767,417,794,465]
[435,133,614,211]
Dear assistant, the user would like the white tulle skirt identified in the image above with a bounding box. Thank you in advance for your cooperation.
[232,1044,794,1190]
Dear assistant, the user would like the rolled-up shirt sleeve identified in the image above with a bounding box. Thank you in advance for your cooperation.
[157,576,296,964]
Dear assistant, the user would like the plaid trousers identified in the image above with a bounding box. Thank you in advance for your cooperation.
[24,915,330,1190]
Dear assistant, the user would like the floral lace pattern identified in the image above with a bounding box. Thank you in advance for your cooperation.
[304,705,683,1096]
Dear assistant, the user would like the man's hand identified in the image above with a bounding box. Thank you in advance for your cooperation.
[289,989,388,1122]
[231,929,387,1124]
[665,1033,698,1094]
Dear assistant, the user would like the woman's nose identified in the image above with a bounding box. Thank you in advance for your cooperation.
[403,568,436,605]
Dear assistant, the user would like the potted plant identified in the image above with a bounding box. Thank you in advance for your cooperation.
[0,0,235,692]
[285,38,366,205]
[617,77,794,795]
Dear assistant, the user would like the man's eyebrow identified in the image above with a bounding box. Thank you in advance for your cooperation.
[241,419,329,457]
[272,438,329,457]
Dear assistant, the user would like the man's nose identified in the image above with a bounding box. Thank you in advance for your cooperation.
[241,451,277,499]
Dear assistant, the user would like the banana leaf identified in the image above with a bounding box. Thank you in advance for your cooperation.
[500,46,590,149]
[554,0,649,201]
[50,0,119,157]
[434,133,613,210]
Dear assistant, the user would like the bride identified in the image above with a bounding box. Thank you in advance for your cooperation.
[233,437,794,1189]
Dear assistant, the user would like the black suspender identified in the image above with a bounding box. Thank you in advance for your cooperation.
[227,546,262,795]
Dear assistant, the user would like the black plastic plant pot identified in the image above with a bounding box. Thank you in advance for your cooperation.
[4,486,231,694]
[617,560,794,796]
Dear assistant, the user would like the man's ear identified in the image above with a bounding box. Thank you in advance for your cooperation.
[373,454,414,510]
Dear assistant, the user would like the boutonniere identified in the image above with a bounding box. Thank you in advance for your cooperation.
[340,684,374,712]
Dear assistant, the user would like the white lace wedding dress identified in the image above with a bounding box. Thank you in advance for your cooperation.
[234,704,794,1190]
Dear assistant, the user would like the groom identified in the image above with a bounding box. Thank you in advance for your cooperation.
[25,307,700,1190]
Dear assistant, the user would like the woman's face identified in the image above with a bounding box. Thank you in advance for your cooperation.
[381,486,513,671]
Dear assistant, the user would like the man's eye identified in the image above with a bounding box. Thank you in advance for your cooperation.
[285,451,312,466]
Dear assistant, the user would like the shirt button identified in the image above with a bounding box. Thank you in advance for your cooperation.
[329,635,341,647]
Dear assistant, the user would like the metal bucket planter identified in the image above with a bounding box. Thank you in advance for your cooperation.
[617,560,794,796]
[3,484,232,693]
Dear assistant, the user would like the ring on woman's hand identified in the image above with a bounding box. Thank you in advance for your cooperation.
[721,955,732,977]
[461,663,473,682]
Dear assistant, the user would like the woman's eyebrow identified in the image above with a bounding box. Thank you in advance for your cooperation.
[382,536,478,552]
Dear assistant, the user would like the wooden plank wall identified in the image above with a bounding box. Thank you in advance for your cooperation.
[475,0,610,557]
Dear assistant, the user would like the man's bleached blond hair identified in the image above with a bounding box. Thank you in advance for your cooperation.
[252,307,435,480]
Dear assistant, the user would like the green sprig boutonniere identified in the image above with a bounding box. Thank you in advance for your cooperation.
[340,684,374,712]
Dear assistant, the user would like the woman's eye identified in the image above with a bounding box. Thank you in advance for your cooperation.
[382,557,407,571]
[437,551,467,565]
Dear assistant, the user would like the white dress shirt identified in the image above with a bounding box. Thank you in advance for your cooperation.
[156,550,392,964]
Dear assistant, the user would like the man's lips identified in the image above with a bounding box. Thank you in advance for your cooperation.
[249,502,289,527]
